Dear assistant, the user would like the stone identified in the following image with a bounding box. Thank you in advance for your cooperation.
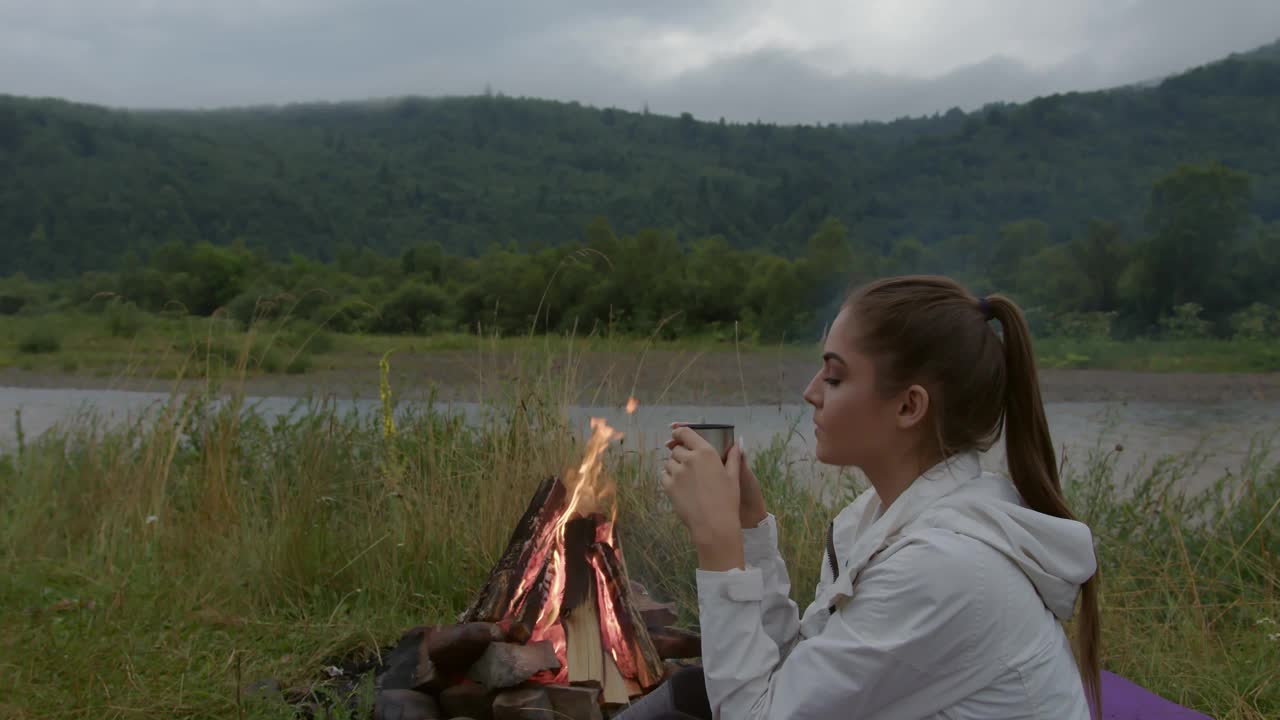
[428,623,504,673]
[545,684,603,720]
[377,625,438,692]
[440,683,495,720]
[374,689,441,720]
[467,641,560,690]
[647,626,701,659]
[492,688,554,720]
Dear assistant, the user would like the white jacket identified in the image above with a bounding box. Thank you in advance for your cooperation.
[695,452,1097,719]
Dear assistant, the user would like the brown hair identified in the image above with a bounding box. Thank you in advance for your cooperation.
[843,275,1101,714]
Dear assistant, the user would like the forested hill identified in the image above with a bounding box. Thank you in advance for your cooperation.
[1,40,1278,278]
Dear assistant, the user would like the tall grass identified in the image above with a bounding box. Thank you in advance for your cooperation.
[1,348,1277,718]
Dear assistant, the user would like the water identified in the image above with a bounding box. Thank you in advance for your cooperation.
[1,386,1277,496]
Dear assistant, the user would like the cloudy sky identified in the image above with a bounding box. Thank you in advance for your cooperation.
[2,0,1278,123]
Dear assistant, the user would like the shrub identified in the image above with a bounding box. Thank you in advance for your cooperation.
[1230,303,1277,340]
[17,328,61,354]
[104,299,146,338]
[1158,302,1212,340]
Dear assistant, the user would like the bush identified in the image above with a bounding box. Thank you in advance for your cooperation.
[281,320,335,355]
[17,328,61,354]
[104,299,145,338]
[0,293,27,315]
[1042,311,1117,340]
[1230,303,1277,340]
[318,298,376,334]
[371,282,452,334]
[227,286,288,330]
[1158,302,1212,339]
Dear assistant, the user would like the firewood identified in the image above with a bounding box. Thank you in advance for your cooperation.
[514,561,553,631]
[647,625,702,660]
[592,543,665,691]
[561,514,601,614]
[464,476,567,623]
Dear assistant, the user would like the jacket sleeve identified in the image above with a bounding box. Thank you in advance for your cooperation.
[694,534,995,720]
[740,513,802,658]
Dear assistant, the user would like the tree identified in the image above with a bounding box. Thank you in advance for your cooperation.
[1067,220,1126,311]
[989,219,1050,293]
[1130,162,1251,322]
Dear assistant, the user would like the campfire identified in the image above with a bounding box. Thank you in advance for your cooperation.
[334,405,700,720]
[463,416,664,701]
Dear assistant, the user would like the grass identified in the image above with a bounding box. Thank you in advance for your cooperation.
[0,344,1278,719]
[0,312,334,381]
[1036,336,1280,372]
[3,311,1280,379]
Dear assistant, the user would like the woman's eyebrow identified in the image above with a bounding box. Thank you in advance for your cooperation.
[822,352,847,366]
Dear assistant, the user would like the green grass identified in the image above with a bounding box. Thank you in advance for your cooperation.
[4,310,1279,379]
[0,312,333,380]
[1036,337,1280,372]
[1,344,1277,719]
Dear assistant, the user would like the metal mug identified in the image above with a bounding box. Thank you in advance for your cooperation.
[684,423,735,461]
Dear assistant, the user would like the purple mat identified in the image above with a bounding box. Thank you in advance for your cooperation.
[1101,671,1213,719]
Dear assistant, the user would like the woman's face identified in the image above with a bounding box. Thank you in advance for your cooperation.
[803,308,908,468]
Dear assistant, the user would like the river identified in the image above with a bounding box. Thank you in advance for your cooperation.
[1,386,1277,496]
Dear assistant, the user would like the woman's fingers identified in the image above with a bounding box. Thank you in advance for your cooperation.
[725,442,742,479]
[671,426,713,452]
[663,457,681,478]
[670,444,695,464]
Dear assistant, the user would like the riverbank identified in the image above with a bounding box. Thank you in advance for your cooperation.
[3,350,1280,406]
[1,379,1276,718]
[2,313,1279,403]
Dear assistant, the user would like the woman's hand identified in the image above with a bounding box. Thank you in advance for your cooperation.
[662,426,746,572]
[668,424,768,529]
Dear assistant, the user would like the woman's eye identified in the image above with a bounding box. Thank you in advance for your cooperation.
[823,377,841,387]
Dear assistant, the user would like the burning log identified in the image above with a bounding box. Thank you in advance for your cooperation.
[464,476,567,624]
[590,543,665,690]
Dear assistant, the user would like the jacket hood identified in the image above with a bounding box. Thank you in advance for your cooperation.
[921,453,1098,620]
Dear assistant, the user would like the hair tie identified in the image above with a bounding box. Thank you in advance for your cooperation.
[977,297,993,321]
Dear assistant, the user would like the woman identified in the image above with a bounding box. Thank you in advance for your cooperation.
[624,276,1100,719]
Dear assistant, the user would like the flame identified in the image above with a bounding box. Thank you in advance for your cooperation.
[507,415,628,684]
[625,396,639,414]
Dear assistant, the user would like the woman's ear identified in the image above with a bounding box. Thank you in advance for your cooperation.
[896,384,930,430]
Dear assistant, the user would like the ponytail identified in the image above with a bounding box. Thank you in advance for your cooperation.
[987,295,1102,716]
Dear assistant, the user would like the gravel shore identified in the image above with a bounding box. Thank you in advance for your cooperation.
[3,349,1279,405]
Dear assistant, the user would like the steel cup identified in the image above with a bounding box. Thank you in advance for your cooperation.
[684,423,735,461]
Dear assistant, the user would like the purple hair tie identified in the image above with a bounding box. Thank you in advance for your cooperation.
[977,297,993,320]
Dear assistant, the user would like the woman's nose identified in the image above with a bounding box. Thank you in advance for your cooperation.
[802,372,822,408]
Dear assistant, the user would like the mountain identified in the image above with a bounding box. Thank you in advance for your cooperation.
[1,40,1278,278]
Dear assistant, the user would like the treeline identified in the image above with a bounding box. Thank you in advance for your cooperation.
[2,162,1278,343]
[1,41,1278,278]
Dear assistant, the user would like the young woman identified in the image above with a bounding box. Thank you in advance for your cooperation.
[623,276,1101,719]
